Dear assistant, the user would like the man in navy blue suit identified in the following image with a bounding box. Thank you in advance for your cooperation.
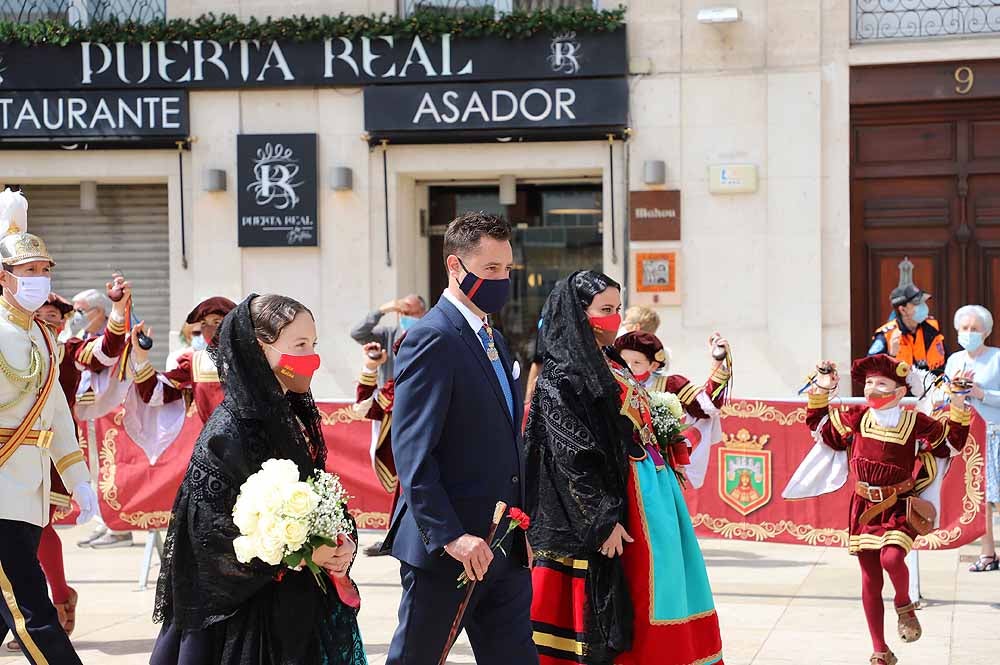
[385,212,538,665]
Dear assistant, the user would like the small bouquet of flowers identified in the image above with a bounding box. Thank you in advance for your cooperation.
[648,390,689,449]
[456,506,531,588]
[231,458,353,589]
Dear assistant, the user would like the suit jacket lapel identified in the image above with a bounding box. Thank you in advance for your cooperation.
[438,299,515,431]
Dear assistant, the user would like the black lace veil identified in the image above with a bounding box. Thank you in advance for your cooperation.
[538,270,621,402]
[209,293,327,472]
[152,294,329,632]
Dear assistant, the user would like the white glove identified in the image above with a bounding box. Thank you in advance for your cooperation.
[72,481,99,525]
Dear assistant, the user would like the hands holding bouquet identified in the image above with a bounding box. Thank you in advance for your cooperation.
[232,459,356,588]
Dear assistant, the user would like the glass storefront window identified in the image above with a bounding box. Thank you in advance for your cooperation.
[428,183,603,395]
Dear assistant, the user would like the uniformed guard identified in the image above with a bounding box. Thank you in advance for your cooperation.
[868,257,947,372]
[0,188,97,664]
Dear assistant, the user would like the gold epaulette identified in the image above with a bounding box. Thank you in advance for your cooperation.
[648,374,669,394]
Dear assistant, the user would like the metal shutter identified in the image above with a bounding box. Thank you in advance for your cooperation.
[24,184,171,368]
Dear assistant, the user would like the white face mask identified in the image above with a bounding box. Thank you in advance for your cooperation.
[8,274,51,312]
[190,335,208,351]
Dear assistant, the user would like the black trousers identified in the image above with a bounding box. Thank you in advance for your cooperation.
[0,519,81,665]
[386,554,538,665]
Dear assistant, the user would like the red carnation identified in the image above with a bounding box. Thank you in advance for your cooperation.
[508,507,531,530]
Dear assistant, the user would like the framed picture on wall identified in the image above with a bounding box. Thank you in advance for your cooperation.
[632,249,680,306]
[636,251,676,292]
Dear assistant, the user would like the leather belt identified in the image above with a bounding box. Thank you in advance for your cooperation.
[856,478,916,526]
[0,427,53,450]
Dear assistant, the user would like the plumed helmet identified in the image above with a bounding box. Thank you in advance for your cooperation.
[0,188,55,267]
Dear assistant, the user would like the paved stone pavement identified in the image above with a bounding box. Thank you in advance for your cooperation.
[2,526,997,664]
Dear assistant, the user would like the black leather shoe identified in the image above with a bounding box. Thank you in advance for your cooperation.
[364,541,389,557]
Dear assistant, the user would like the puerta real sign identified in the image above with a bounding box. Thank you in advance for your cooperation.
[0,31,626,90]
[237,134,317,248]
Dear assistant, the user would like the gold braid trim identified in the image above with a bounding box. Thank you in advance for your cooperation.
[807,392,830,409]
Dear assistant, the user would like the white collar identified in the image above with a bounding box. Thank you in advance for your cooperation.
[442,289,486,334]
[869,405,902,428]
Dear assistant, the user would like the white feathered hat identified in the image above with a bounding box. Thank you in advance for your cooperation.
[0,188,54,266]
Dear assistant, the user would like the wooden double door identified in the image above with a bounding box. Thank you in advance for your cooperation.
[851,99,1000,360]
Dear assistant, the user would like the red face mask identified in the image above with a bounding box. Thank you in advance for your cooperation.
[866,391,898,410]
[272,351,321,394]
[633,370,651,384]
[589,313,622,333]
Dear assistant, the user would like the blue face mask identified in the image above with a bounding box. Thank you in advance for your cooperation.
[958,331,985,353]
[399,315,417,332]
[190,335,208,351]
[913,302,929,324]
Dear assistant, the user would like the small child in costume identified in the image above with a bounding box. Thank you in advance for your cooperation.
[785,354,972,665]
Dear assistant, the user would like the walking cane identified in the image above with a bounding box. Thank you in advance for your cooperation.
[437,501,507,665]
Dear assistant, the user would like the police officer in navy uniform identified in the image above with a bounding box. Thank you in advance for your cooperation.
[868,258,947,374]
[0,189,98,665]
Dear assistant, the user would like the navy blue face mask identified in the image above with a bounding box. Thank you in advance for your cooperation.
[457,257,510,314]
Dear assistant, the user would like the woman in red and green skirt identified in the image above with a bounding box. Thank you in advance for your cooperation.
[524,271,724,665]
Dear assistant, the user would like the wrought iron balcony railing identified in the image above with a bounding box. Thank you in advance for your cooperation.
[853,0,1000,43]
[0,0,165,25]
[401,0,598,18]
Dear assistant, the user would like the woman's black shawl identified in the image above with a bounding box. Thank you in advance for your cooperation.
[151,295,363,665]
[524,273,635,664]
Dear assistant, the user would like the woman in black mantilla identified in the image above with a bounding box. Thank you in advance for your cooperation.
[150,294,366,665]
[525,272,723,665]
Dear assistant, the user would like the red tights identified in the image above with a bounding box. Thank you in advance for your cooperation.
[37,524,72,604]
[858,546,910,652]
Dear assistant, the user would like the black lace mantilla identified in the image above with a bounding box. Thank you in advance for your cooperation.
[151,295,363,665]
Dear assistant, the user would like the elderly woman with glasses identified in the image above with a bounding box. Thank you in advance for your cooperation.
[946,305,1000,572]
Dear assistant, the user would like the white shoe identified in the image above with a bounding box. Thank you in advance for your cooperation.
[90,531,134,549]
[76,524,108,548]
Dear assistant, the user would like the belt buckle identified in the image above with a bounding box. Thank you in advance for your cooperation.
[868,486,884,503]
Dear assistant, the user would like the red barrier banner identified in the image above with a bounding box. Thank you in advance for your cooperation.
[57,403,392,532]
[686,400,987,550]
[55,399,987,551]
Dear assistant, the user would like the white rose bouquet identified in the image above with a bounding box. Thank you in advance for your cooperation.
[231,458,353,589]
[647,391,689,449]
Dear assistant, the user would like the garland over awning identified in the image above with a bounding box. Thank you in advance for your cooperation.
[0,7,626,46]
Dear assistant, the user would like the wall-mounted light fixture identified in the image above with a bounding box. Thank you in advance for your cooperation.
[80,181,97,211]
[643,160,667,185]
[499,174,517,205]
[697,7,742,23]
[203,169,227,192]
[330,167,353,191]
